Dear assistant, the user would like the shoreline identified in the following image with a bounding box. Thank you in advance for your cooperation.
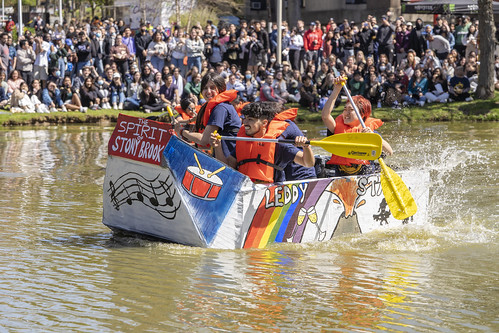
[1,96,498,127]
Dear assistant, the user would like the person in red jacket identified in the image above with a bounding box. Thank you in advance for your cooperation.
[321,77,393,176]
[303,21,323,68]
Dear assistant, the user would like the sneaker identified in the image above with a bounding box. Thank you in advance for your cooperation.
[402,101,408,107]
[90,104,99,110]
[419,100,425,107]
[465,97,473,102]
[61,105,67,112]
[80,106,88,113]
[377,101,382,108]
[50,107,57,113]
[440,99,447,103]
[144,108,151,113]
[113,103,118,110]
[118,102,123,110]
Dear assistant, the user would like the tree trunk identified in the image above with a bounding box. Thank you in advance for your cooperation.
[175,0,180,25]
[187,0,195,31]
[476,0,496,99]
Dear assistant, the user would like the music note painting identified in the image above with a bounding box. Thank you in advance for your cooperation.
[108,171,180,219]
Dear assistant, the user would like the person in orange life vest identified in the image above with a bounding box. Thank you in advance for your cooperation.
[229,94,250,117]
[321,77,393,176]
[174,97,200,127]
[177,73,241,157]
[210,101,315,183]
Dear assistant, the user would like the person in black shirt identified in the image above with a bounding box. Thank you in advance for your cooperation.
[75,32,92,74]
[135,23,152,69]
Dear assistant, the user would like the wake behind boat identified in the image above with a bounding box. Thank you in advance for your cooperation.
[102,114,430,249]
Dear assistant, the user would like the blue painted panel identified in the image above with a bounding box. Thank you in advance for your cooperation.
[163,136,246,244]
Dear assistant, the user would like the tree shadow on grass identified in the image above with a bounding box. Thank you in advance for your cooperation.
[459,100,499,116]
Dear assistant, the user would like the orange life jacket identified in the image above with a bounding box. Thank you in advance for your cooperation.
[201,89,238,128]
[236,108,297,183]
[327,115,383,166]
[234,101,250,116]
[175,105,199,124]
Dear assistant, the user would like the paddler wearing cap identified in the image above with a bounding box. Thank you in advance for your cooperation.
[321,77,393,176]
[177,72,241,157]
[210,101,316,184]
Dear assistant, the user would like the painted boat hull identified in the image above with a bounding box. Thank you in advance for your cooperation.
[102,114,430,249]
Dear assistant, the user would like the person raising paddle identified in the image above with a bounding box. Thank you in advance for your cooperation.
[210,101,316,184]
[177,73,241,157]
[321,77,393,176]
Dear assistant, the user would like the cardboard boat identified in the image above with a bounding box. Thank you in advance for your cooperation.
[102,114,430,249]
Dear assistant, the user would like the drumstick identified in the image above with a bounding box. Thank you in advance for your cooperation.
[207,166,226,178]
[193,153,204,175]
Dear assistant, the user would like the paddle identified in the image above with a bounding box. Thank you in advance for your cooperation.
[166,106,177,124]
[340,81,417,220]
[218,132,383,161]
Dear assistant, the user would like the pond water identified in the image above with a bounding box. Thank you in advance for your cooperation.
[0,122,497,332]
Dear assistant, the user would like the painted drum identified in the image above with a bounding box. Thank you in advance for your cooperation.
[182,166,222,200]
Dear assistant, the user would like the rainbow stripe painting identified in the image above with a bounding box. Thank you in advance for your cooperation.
[243,179,332,248]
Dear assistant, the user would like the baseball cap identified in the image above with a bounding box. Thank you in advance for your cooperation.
[113,72,121,79]
[310,22,316,26]
[406,22,413,26]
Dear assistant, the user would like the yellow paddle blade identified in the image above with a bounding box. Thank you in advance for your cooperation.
[310,132,382,161]
[379,158,418,220]
[166,106,175,122]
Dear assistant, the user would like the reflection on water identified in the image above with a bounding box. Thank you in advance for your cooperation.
[0,123,497,331]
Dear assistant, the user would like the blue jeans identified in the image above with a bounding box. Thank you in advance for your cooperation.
[187,56,202,73]
[76,60,92,74]
[125,97,140,109]
[58,58,66,79]
[93,57,104,76]
[172,57,186,76]
[404,94,426,105]
[150,56,165,73]
[111,91,126,104]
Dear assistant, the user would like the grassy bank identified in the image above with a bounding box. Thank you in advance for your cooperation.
[296,93,499,123]
[1,93,498,127]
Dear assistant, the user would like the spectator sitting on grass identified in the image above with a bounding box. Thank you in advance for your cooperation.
[299,75,319,112]
[42,80,63,112]
[260,73,286,104]
[382,71,404,108]
[347,70,365,96]
[365,73,382,108]
[404,67,428,107]
[140,82,165,113]
[449,66,472,102]
[425,67,449,103]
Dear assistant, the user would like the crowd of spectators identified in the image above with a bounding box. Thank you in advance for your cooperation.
[0,13,493,114]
